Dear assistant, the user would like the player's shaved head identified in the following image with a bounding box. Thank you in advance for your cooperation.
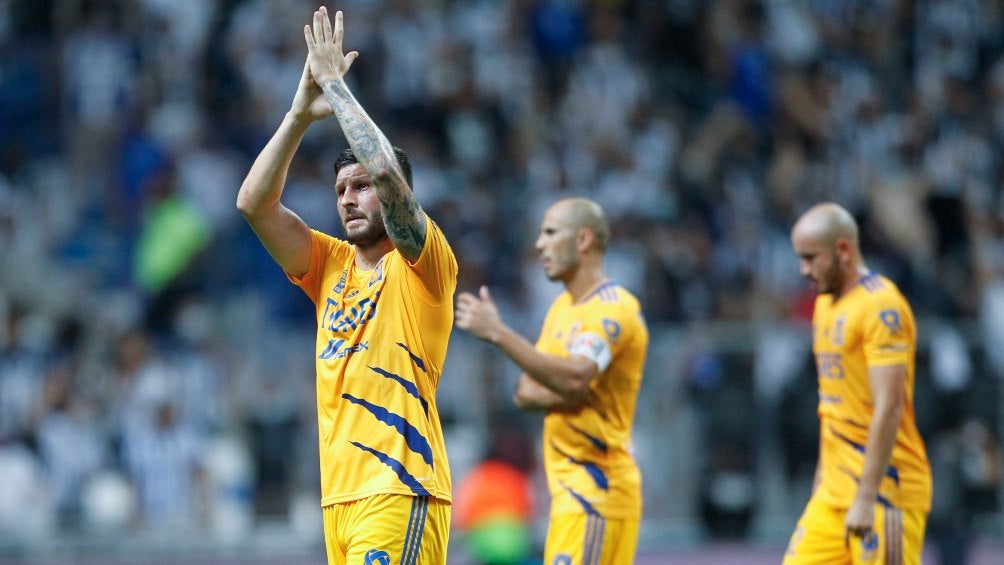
[551,198,610,252]
[792,202,859,249]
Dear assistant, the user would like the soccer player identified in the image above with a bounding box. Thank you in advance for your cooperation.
[236,7,456,564]
[784,202,932,564]
[455,198,649,565]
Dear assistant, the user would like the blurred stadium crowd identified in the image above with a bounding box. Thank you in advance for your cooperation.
[1,0,1003,560]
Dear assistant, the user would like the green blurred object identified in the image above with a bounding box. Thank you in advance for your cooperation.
[465,516,532,565]
[134,196,210,293]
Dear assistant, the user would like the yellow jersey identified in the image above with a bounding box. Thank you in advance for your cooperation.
[536,281,648,519]
[811,272,932,511]
[290,215,457,506]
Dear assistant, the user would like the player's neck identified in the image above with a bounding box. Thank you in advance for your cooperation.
[354,239,394,270]
[565,268,607,303]
[835,265,871,300]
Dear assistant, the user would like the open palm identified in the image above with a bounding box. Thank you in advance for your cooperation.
[304,7,358,88]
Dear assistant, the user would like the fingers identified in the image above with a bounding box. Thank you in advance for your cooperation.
[479,285,493,304]
[333,9,344,53]
[303,24,315,51]
[324,7,335,44]
[844,527,873,547]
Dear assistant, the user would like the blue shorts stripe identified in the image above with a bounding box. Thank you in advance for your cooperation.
[582,514,605,565]
[401,496,428,565]
[884,507,902,565]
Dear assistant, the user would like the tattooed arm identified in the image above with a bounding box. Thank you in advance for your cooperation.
[304,7,426,262]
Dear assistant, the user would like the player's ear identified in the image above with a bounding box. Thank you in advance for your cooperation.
[835,236,854,263]
[577,227,595,253]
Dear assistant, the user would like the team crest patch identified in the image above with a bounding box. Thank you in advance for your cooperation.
[602,317,621,340]
[364,548,391,565]
[552,555,572,565]
[879,309,901,334]
[368,259,385,287]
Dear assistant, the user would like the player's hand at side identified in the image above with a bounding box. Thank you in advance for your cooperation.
[455,286,504,344]
[304,7,358,88]
[843,497,874,547]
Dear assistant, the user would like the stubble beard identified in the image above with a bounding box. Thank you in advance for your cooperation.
[343,213,388,249]
[817,258,844,295]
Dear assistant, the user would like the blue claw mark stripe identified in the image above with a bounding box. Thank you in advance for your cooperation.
[343,394,434,466]
[560,480,599,515]
[831,426,900,485]
[369,366,429,416]
[552,443,608,490]
[396,342,427,372]
[568,423,608,453]
[349,441,431,496]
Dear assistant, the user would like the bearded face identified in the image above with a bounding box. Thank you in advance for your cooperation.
[535,205,582,283]
[341,206,387,248]
[335,163,388,250]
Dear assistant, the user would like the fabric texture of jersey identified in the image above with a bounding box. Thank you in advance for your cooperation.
[810,272,931,511]
[290,215,457,506]
[535,281,648,520]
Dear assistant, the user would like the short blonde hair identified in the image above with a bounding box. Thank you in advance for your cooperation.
[557,198,610,251]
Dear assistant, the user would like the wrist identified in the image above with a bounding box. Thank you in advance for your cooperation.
[854,487,878,503]
[487,323,508,347]
[284,110,316,128]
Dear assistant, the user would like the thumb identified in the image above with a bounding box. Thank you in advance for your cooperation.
[479,285,494,305]
[299,60,312,85]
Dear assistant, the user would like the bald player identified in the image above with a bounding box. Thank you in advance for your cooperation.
[455,197,649,565]
[784,202,932,564]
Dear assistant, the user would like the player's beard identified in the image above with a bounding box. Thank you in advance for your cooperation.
[541,239,578,282]
[817,254,844,295]
[343,209,388,249]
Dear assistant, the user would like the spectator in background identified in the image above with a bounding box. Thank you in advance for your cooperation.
[121,395,205,530]
[35,365,109,528]
[0,302,49,444]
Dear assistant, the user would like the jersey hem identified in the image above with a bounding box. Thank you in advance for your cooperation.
[321,487,453,508]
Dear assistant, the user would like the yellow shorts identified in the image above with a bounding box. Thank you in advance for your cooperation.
[783,494,927,565]
[543,513,640,565]
[322,494,450,565]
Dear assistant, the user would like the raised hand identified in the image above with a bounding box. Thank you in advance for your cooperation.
[303,7,358,88]
[290,60,333,122]
[455,286,504,343]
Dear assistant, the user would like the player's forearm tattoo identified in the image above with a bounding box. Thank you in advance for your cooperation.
[381,192,425,257]
[323,79,427,257]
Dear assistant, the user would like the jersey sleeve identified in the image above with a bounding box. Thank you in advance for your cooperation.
[289,228,331,303]
[406,215,458,305]
[861,292,914,367]
[568,301,635,373]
